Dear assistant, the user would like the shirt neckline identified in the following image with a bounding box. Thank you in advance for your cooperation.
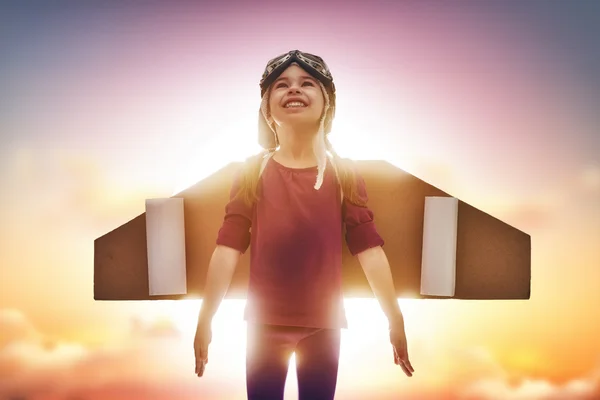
[270,156,319,172]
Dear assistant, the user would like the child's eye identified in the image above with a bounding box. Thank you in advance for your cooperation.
[275,81,313,88]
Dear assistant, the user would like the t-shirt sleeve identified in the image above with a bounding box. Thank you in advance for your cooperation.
[343,169,385,256]
[215,167,253,254]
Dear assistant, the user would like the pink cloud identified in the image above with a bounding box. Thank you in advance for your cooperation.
[461,370,600,400]
[579,165,600,194]
[351,336,600,400]
[0,309,220,400]
[1,147,166,235]
[497,202,556,232]
[2,307,599,400]
[452,345,600,400]
[0,309,42,347]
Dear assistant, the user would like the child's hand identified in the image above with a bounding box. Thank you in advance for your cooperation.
[389,320,414,377]
[194,321,212,377]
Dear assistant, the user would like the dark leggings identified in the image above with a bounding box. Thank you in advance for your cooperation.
[246,323,341,400]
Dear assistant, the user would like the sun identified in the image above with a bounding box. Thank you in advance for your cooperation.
[153,297,422,340]
[157,299,248,339]
[171,127,263,196]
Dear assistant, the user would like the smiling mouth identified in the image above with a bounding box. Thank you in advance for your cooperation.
[284,101,307,108]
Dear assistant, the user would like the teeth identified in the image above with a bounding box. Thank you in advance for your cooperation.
[285,101,306,108]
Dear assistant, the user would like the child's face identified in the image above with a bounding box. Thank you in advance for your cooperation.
[268,64,325,132]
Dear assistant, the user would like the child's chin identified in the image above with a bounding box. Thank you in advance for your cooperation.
[285,116,320,126]
[283,107,309,114]
[284,112,318,121]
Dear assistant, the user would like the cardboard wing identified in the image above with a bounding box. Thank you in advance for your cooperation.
[94,160,531,301]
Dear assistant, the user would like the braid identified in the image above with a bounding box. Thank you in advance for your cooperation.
[234,148,273,207]
[324,135,345,173]
[324,136,367,207]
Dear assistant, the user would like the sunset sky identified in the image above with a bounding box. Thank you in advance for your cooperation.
[1,1,599,399]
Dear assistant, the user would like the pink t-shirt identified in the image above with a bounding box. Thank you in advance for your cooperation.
[216,156,385,329]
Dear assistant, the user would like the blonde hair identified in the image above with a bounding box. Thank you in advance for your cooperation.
[236,75,366,208]
[233,142,367,209]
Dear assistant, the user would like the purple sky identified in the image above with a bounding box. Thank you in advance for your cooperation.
[0,2,599,398]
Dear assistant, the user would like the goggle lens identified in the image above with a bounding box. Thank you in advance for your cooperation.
[261,50,331,83]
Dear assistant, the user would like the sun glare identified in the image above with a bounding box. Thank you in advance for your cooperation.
[160,298,422,343]
[170,101,415,198]
[156,99,430,386]
[147,298,430,391]
[171,122,263,196]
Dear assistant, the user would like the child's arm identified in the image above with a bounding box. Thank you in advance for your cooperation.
[358,245,415,376]
[356,246,404,327]
[344,167,414,375]
[194,245,241,377]
[197,245,242,326]
[199,163,253,325]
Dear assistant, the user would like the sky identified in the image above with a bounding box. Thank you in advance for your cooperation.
[1,0,599,399]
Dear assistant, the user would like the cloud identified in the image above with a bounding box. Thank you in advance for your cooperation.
[0,308,205,400]
[371,333,600,400]
[493,163,600,232]
[0,308,42,348]
[0,308,87,382]
[0,309,89,398]
[128,315,182,340]
[579,164,600,194]
[497,202,555,231]
[2,147,168,236]
[461,374,600,400]
[459,358,600,400]
[2,307,600,400]
[418,339,600,400]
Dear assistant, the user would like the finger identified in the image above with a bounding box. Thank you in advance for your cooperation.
[195,346,208,377]
[399,360,413,377]
[393,343,413,374]
[398,349,413,373]
[196,359,206,377]
[195,358,203,371]
[397,350,414,375]
[404,358,414,374]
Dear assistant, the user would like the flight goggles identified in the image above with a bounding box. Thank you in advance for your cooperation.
[260,50,334,97]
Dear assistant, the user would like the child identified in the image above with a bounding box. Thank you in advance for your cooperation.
[194,50,414,400]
